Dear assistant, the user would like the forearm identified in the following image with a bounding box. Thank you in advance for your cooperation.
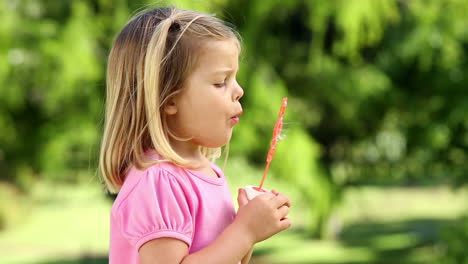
[241,247,254,264]
[181,221,253,264]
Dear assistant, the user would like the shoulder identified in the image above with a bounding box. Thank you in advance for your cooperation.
[112,162,195,213]
[110,162,197,250]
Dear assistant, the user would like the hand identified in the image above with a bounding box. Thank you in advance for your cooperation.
[271,189,292,207]
[237,188,250,208]
[235,188,292,245]
[238,188,292,208]
[271,189,291,220]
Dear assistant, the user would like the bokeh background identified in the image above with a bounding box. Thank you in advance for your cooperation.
[1,0,468,263]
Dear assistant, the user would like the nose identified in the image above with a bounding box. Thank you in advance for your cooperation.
[233,81,244,101]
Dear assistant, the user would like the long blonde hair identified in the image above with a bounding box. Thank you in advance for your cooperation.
[99,7,239,193]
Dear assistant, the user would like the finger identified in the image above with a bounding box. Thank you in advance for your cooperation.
[237,189,249,207]
[277,205,289,219]
[279,218,292,231]
[256,192,276,201]
[271,191,292,207]
[272,193,292,208]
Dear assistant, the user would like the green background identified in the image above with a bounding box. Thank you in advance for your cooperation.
[1,0,468,263]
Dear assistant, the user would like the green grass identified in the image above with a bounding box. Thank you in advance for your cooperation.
[0,181,110,264]
[0,158,467,264]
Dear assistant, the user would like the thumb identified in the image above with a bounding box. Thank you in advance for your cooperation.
[237,188,249,207]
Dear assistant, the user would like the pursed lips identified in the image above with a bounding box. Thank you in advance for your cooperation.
[230,110,243,125]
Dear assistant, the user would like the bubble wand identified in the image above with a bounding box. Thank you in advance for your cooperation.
[254,97,288,191]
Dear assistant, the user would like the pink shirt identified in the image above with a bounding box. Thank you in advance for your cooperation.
[109,154,237,263]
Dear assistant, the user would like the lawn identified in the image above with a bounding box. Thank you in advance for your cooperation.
[0,159,467,264]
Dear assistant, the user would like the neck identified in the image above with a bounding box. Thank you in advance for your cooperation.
[169,138,208,166]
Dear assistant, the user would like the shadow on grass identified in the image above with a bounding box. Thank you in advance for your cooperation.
[253,217,452,264]
[37,256,107,264]
[338,218,448,262]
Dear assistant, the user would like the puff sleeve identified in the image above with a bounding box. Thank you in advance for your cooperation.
[116,166,196,250]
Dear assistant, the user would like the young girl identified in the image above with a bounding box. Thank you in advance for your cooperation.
[99,6,292,264]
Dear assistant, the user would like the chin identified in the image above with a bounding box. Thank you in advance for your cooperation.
[202,135,232,148]
[205,140,229,148]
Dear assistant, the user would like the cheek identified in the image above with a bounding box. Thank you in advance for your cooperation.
[175,104,213,135]
[193,115,232,147]
[192,101,221,124]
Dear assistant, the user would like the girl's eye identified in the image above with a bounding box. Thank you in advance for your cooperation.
[214,81,227,88]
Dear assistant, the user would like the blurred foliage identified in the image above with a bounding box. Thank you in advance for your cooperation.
[1,0,468,244]
[438,214,468,264]
[226,0,468,237]
[226,0,468,186]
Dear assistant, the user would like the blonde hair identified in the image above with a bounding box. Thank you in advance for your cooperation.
[99,7,240,193]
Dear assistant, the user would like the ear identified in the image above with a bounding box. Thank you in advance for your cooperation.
[163,97,178,115]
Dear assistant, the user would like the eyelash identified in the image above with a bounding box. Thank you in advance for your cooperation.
[214,80,227,88]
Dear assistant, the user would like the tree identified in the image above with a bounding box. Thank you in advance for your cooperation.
[1,0,467,238]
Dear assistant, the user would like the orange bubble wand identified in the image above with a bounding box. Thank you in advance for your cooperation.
[255,97,288,191]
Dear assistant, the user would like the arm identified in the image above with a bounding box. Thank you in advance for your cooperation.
[140,192,292,264]
[238,188,254,264]
[140,220,253,264]
[181,219,256,263]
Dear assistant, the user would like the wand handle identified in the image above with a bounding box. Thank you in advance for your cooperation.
[259,97,288,189]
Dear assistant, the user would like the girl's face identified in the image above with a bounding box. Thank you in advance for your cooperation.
[165,38,244,149]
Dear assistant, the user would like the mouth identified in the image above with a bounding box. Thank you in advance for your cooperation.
[230,111,243,125]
